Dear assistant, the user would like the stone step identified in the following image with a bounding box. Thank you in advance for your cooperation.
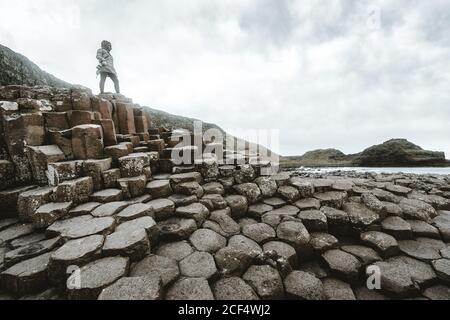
[54,177,94,204]
[72,125,104,160]
[90,189,123,203]
[0,186,38,219]
[0,160,16,191]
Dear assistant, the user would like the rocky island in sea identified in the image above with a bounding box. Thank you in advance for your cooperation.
[281,139,450,169]
[0,44,449,302]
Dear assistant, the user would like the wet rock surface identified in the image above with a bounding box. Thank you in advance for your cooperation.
[1,85,450,300]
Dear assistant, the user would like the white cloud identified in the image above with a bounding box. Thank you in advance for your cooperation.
[0,0,449,157]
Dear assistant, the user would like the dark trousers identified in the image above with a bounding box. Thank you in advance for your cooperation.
[100,72,120,94]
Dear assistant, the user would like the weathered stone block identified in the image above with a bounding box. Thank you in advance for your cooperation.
[117,175,147,199]
[0,160,15,191]
[149,135,160,141]
[119,142,134,153]
[93,119,117,147]
[72,92,92,111]
[148,128,160,135]
[4,113,45,182]
[147,152,159,173]
[93,112,102,120]
[17,187,54,222]
[52,93,72,112]
[134,116,148,134]
[0,86,20,100]
[196,158,220,182]
[82,158,112,191]
[67,256,129,300]
[54,177,94,204]
[72,125,104,160]
[92,201,128,218]
[148,139,165,154]
[143,166,152,180]
[146,151,160,167]
[137,133,150,143]
[16,98,53,112]
[90,189,123,203]
[234,164,256,184]
[46,215,114,240]
[104,144,130,163]
[91,97,113,120]
[27,145,66,185]
[102,168,122,189]
[103,229,150,262]
[118,153,150,178]
[170,172,203,185]
[48,129,73,159]
[0,102,19,150]
[0,252,52,295]
[0,185,37,218]
[98,275,162,300]
[134,146,149,153]
[116,102,136,134]
[46,160,83,186]
[47,234,104,285]
[146,180,173,198]
[43,112,70,132]
[32,202,73,229]
[69,202,102,216]
[69,110,94,127]
[3,237,61,268]
[126,135,141,147]
[133,107,144,117]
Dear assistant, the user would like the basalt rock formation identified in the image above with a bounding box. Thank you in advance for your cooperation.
[0,43,276,163]
[0,85,449,301]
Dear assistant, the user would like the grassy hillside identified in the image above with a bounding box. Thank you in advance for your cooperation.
[0,44,70,88]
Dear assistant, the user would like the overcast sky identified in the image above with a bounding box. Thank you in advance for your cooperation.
[1,0,450,157]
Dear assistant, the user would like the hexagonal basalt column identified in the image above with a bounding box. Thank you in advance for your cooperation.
[27,145,66,185]
[3,113,45,183]
[71,125,104,160]
[118,153,150,178]
[0,160,15,191]
[115,102,136,134]
[54,177,94,204]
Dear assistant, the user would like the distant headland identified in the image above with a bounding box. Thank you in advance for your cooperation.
[281,139,450,169]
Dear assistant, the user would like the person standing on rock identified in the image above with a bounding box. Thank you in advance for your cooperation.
[96,40,120,94]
